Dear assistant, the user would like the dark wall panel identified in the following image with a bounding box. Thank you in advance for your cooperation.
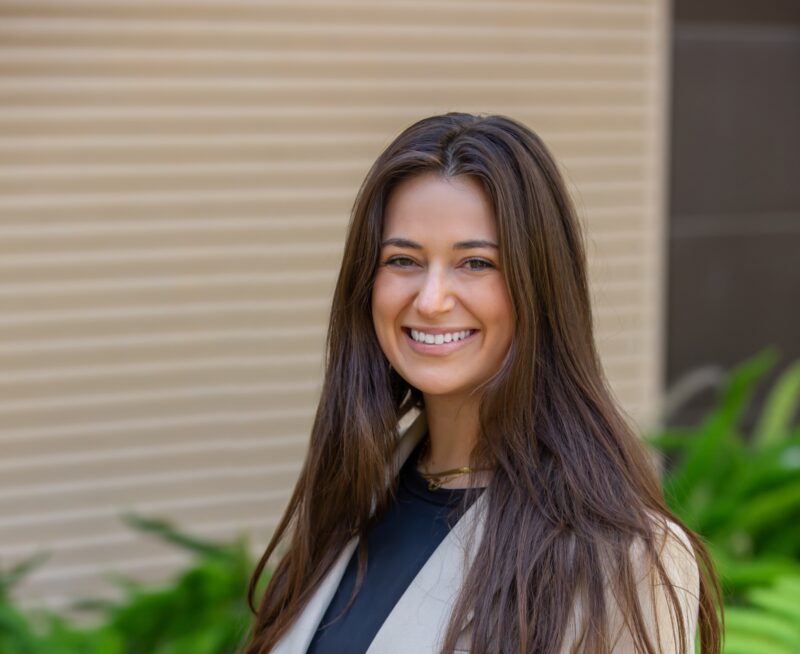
[667,3,800,428]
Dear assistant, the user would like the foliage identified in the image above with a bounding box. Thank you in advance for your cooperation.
[0,512,268,654]
[646,347,800,651]
[722,575,800,654]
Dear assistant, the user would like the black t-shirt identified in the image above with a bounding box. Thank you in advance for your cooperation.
[306,435,485,654]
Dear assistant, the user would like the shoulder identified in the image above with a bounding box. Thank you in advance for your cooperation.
[614,515,701,653]
[643,515,700,609]
[630,515,698,586]
[560,515,700,654]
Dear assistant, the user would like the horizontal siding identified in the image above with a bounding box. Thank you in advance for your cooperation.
[0,0,667,616]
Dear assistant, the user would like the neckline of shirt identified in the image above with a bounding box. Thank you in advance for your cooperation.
[401,434,486,507]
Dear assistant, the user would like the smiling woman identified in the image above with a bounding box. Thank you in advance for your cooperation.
[241,113,723,654]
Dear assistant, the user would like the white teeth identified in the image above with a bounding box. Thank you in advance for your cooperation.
[410,329,473,344]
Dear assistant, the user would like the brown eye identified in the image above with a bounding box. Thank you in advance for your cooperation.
[384,256,416,268]
[464,258,494,271]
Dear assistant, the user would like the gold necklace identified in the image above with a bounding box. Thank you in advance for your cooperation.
[416,436,494,491]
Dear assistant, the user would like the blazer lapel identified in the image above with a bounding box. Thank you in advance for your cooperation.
[365,483,487,653]
[270,407,434,654]
[269,534,360,654]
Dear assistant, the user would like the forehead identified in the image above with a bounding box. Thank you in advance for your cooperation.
[382,173,497,239]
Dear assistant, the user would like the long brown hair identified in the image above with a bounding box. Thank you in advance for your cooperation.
[242,113,722,653]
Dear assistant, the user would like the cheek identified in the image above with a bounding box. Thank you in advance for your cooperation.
[371,274,401,337]
[372,273,408,313]
[483,282,515,344]
[370,274,389,319]
[474,279,512,316]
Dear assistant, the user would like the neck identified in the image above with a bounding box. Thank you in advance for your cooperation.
[417,395,494,488]
[419,394,479,470]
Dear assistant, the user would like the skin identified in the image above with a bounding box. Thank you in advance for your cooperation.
[371,172,514,488]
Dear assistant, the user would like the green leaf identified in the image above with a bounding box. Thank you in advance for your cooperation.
[753,358,800,449]
[730,480,800,538]
[0,551,51,597]
[722,574,800,653]
[723,633,793,654]
[724,606,800,647]
[664,351,776,515]
[118,512,238,560]
[748,584,800,625]
[712,547,800,591]
[645,428,698,451]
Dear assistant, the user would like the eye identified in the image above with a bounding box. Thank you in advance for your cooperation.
[463,258,495,271]
[382,256,417,268]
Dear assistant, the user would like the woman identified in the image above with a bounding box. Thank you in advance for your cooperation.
[242,113,722,653]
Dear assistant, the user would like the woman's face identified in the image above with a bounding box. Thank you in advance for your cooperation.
[371,172,514,400]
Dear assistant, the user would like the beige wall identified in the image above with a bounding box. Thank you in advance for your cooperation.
[0,0,670,615]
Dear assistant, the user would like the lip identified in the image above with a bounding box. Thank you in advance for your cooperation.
[403,326,477,334]
[402,326,479,356]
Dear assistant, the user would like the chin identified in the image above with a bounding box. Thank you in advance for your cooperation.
[405,377,475,398]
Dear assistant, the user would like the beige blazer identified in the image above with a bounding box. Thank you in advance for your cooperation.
[270,409,699,654]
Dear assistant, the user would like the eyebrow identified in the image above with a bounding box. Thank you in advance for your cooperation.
[380,237,499,250]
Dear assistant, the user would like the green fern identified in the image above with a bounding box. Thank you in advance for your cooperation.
[723,576,800,653]
[648,349,800,596]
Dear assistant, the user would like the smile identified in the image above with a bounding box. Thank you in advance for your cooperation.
[402,327,479,355]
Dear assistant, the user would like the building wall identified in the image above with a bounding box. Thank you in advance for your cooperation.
[668,0,800,428]
[0,0,669,614]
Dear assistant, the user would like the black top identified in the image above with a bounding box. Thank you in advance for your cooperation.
[305,434,485,654]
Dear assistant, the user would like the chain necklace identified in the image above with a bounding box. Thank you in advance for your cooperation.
[415,435,494,491]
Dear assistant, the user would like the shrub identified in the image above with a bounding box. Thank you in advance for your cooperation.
[0,513,266,654]
[647,347,800,650]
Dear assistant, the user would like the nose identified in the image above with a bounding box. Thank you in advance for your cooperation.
[413,263,456,317]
